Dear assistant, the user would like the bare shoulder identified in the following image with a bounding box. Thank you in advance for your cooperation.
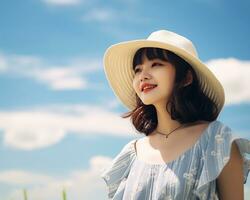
[216,141,244,199]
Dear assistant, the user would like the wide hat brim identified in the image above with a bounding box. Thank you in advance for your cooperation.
[103,39,225,115]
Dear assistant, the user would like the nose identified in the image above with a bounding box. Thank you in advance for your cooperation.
[139,69,151,82]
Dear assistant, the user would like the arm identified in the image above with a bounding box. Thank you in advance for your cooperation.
[216,141,244,200]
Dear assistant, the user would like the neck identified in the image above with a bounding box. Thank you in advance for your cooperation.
[154,104,182,135]
[150,104,204,138]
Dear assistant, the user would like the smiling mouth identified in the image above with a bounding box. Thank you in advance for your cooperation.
[142,85,157,93]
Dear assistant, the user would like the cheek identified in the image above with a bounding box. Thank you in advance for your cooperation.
[132,78,140,93]
[157,71,175,92]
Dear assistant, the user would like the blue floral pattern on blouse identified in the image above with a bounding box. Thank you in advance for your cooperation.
[100,120,250,200]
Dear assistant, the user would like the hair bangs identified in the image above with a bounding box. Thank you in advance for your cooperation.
[132,47,169,71]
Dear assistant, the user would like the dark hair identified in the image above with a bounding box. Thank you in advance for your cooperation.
[120,47,219,136]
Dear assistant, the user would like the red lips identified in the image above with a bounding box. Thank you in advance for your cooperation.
[140,83,157,92]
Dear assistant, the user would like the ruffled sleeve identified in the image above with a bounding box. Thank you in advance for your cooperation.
[100,139,136,199]
[194,121,250,197]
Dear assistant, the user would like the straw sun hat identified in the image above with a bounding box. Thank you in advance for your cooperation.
[103,29,225,114]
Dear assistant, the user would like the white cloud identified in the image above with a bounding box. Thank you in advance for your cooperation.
[34,66,88,90]
[0,53,8,72]
[0,156,112,200]
[80,4,149,24]
[0,104,134,150]
[42,0,82,6]
[0,170,55,185]
[0,52,103,90]
[82,8,115,22]
[205,58,250,105]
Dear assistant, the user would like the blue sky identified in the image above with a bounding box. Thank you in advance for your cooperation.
[0,0,250,199]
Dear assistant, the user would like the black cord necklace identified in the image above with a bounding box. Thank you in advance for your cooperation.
[154,121,201,139]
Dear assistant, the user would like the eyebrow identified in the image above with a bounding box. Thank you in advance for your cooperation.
[136,59,164,66]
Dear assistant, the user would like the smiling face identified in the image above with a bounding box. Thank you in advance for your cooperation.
[132,48,176,108]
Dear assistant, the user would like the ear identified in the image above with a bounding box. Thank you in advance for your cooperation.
[183,70,193,87]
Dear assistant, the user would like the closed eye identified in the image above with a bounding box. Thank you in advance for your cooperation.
[134,68,140,73]
[134,62,163,73]
[152,62,163,67]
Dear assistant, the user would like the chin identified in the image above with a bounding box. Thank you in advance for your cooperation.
[141,99,158,107]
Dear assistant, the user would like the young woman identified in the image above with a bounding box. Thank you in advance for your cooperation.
[100,30,250,200]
